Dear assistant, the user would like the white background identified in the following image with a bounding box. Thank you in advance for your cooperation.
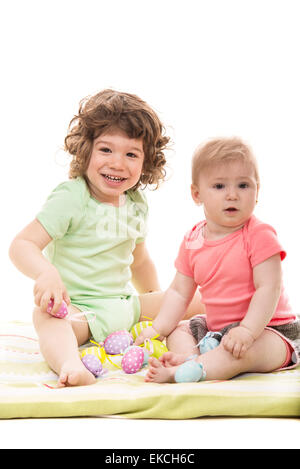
[0,0,299,449]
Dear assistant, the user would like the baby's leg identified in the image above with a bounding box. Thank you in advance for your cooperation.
[146,329,287,383]
[166,320,198,354]
[138,289,205,322]
[159,321,199,367]
[33,304,95,387]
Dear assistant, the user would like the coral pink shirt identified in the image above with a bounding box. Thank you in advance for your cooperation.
[175,216,295,331]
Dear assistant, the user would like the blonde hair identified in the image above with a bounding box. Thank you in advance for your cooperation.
[192,137,260,188]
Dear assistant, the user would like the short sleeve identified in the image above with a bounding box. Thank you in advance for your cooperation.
[246,219,286,268]
[174,237,194,278]
[36,179,85,240]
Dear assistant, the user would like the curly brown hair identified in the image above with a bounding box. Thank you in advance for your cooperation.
[64,89,170,190]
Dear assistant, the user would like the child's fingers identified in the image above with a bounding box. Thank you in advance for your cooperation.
[238,343,250,358]
[159,355,167,366]
[232,339,251,359]
[221,335,231,352]
[40,293,63,315]
[222,334,250,359]
[223,336,239,357]
[159,352,171,363]
[134,333,145,346]
[134,326,157,346]
[232,342,243,359]
[40,293,53,313]
[63,291,71,305]
[34,291,42,308]
[50,296,65,316]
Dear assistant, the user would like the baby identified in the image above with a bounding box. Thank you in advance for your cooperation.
[9,89,203,387]
[135,137,300,383]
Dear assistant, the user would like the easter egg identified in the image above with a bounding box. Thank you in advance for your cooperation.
[199,332,221,354]
[47,299,68,319]
[130,320,153,340]
[81,354,103,377]
[80,346,106,363]
[142,348,150,365]
[121,346,144,374]
[144,339,168,359]
[104,330,133,355]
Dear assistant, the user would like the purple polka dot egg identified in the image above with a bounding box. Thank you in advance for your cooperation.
[104,330,133,355]
[121,346,144,374]
[81,354,103,377]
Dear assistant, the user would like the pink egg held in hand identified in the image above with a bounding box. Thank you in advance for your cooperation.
[46,299,68,319]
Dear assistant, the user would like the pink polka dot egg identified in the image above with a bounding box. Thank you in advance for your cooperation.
[121,346,145,374]
[103,330,133,355]
[47,299,68,319]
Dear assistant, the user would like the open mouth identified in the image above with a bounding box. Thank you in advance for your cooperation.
[224,207,238,212]
[102,174,127,182]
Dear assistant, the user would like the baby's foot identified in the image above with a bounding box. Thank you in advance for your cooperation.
[57,359,96,387]
[160,351,193,367]
[145,357,177,383]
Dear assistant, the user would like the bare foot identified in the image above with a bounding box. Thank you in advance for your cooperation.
[159,351,193,367]
[145,357,177,383]
[57,359,96,387]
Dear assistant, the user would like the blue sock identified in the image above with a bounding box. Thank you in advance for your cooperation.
[174,359,206,383]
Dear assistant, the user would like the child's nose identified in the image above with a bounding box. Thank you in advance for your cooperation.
[226,187,238,199]
[109,153,125,170]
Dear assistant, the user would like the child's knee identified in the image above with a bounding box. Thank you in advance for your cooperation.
[248,330,288,372]
[166,320,198,352]
[167,321,190,341]
[175,320,192,334]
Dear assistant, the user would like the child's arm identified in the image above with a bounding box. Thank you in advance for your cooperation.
[134,271,197,345]
[130,242,161,293]
[222,254,282,358]
[9,219,70,314]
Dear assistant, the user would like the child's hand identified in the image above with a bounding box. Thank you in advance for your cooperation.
[134,326,164,346]
[33,266,70,315]
[221,325,255,359]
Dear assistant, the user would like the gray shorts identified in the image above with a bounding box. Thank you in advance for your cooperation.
[189,315,300,369]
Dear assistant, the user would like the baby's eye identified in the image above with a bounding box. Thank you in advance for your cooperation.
[239,182,249,189]
[213,183,224,189]
[100,147,111,153]
[126,152,137,158]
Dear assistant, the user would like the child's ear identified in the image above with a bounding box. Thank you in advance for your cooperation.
[256,183,260,204]
[191,184,202,205]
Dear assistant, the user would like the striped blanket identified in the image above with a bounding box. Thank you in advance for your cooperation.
[0,321,299,419]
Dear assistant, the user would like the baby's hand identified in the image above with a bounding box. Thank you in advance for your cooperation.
[221,325,255,359]
[33,266,70,315]
[134,326,164,346]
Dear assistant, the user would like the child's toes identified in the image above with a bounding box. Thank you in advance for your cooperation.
[57,372,68,388]
[145,367,157,380]
[148,357,161,368]
[67,371,81,386]
[147,367,156,377]
[145,372,153,382]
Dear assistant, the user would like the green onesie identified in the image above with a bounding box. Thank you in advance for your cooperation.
[36,177,148,341]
